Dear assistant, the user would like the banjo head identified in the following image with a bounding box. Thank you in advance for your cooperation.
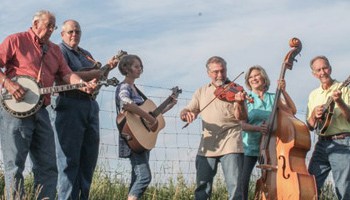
[1,76,43,118]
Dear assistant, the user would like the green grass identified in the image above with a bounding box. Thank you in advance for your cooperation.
[0,170,337,199]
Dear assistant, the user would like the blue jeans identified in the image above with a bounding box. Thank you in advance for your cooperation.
[129,151,152,198]
[242,155,258,200]
[195,153,243,200]
[308,137,350,200]
[54,96,100,200]
[0,106,57,199]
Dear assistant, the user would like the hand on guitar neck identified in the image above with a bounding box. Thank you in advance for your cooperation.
[73,50,127,99]
[102,54,121,74]
[98,55,120,80]
[99,50,128,81]
[77,50,128,81]
[162,94,178,113]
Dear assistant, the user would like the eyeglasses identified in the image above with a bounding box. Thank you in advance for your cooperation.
[39,19,57,30]
[313,66,330,74]
[209,69,226,75]
[39,18,57,31]
[47,24,58,30]
[66,30,81,35]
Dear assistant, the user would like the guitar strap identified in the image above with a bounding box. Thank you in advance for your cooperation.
[117,117,126,133]
[134,85,148,100]
[36,44,48,83]
[116,84,147,134]
[77,47,101,69]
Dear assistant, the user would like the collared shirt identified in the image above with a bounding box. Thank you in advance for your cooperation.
[59,42,95,72]
[115,82,145,158]
[242,91,275,156]
[0,28,72,105]
[185,83,243,157]
[307,81,350,136]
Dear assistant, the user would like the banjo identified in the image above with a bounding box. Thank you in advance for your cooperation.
[0,75,119,118]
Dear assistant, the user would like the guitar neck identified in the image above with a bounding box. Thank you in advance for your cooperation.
[324,95,334,109]
[98,64,113,83]
[100,64,111,74]
[152,96,173,117]
[40,83,86,95]
[323,80,349,110]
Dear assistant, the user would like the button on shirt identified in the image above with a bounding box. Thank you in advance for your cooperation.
[242,91,275,156]
[0,28,72,105]
[307,81,350,136]
[185,83,243,157]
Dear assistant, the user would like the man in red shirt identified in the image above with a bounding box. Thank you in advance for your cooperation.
[0,10,95,199]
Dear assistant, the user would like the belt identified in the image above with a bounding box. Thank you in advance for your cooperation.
[319,132,350,140]
[59,91,94,100]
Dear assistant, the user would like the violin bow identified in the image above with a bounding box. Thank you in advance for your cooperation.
[182,71,244,129]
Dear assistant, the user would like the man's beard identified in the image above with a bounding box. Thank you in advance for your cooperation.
[214,79,225,86]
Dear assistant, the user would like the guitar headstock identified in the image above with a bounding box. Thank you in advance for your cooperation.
[99,77,120,87]
[113,50,128,62]
[341,75,350,88]
[170,86,182,98]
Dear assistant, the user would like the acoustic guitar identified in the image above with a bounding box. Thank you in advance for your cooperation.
[117,86,181,153]
[314,75,350,135]
[0,76,119,118]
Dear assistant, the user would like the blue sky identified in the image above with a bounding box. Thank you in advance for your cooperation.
[1,1,350,114]
[2,0,350,115]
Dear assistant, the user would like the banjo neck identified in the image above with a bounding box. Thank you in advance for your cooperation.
[40,76,119,95]
[40,83,86,95]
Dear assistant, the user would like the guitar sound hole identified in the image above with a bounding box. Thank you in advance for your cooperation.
[140,118,151,132]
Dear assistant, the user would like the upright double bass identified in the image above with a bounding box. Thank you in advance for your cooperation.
[254,38,317,199]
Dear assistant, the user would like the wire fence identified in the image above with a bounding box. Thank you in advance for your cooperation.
[96,86,201,185]
[94,85,323,185]
[0,85,331,187]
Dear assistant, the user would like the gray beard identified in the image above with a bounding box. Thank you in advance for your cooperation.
[214,79,225,86]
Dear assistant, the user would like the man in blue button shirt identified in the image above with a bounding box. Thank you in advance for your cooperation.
[54,19,119,199]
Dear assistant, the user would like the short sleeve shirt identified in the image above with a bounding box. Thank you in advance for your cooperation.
[185,83,243,157]
[0,29,72,105]
[307,81,350,136]
[59,42,95,72]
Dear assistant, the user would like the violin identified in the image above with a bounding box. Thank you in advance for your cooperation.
[214,82,254,103]
[182,75,252,129]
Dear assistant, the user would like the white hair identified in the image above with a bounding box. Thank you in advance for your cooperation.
[32,10,55,25]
